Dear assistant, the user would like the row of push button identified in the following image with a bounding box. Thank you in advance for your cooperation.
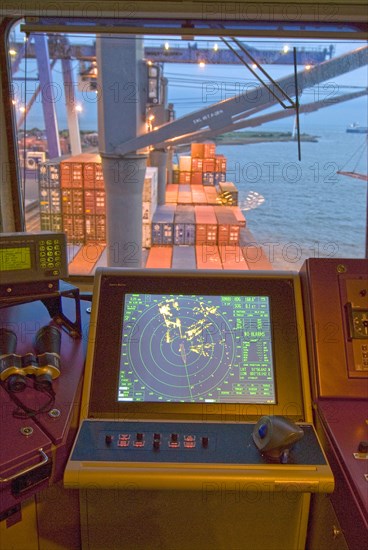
[105,433,209,449]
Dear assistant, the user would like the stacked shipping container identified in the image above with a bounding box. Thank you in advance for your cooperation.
[142,167,158,248]
[151,205,176,245]
[59,154,104,244]
[38,144,271,271]
[83,155,106,243]
[173,205,195,245]
[39,154,158,249]
[147,141,256,269]
[218,181,238,205]
[38,157,64,232]
[173,142,227,187]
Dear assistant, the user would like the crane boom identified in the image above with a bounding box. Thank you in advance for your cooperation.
[113,46,368,156]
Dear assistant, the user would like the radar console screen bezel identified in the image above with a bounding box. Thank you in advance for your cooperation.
[86,269,304,420]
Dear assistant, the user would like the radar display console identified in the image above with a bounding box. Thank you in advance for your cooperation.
[65,268,333,550]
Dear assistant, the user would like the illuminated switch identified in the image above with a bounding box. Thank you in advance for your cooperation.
[184,435,196,449]
[134,433,144,447]
[169,433,180,448]
[118,434,130,447]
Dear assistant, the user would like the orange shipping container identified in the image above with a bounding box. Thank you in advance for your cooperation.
[203,142,216,159]
[191,158,203,172]
[202,158,215,172]
[61,189,73,214]
[232,206,246,226]
[203,186,219,204]
[191,185,207,204]
[61,188,83,215]
[214,206,240,245]
[84,189,106,215]
[94,162,104,189]
[72,189,84,214]
[95,215,106,242]
[84,155,105,189]
[62,214,85,243]
[191,143,204,158]
[215,154,227,172]
[146,246,173,268]
[195,205,218,245]
[60,161,83,188]
[85,213,106,243]
[241,245,273,270]
[165,184,179,203]
[60,153,97,188]
[219,244,249,270]
[179,171,191,184]
[196,244,222,269]
[191,172,203,185]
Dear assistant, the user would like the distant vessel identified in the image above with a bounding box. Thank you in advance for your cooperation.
[346,123,368,134]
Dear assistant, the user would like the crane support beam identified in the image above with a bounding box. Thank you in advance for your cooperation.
[96,36,148,268]
[33,34,61,159]
[61,38,82,155]
[168,89,368,147]
[9,41,333,66]
[114,46,368,156]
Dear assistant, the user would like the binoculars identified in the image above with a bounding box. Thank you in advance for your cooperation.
[0,326,61,392]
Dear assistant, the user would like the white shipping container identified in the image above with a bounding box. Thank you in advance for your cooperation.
[143,167,158,203]
[142,222,152,248]
[142,201,156,223]
[179,155,192,172]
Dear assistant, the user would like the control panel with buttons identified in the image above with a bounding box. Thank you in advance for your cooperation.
[37,237,64,274]
[70,419,327,466]
[105,431,210,451]
[0,231,68,289]
[344,279,368,375]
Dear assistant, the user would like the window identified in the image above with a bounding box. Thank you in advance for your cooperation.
[7,20,368,274]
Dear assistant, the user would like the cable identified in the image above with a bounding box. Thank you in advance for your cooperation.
[1,378,56,419]
[340,137,367,173]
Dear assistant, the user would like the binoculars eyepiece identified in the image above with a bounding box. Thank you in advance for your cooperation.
[0,328,23,392]
[34,326,62,389]
[0,326,61,392]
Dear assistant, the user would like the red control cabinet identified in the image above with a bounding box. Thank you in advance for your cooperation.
[301,258,368,549]
[0,298,89,528]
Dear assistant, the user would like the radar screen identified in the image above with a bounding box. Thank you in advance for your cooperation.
[117,293,276,404]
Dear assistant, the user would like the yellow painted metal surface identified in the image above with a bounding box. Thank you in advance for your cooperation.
[0,498,38,550]
[80,488,311,550]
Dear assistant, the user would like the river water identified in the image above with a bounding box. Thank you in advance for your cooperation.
[216,130,367,269]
